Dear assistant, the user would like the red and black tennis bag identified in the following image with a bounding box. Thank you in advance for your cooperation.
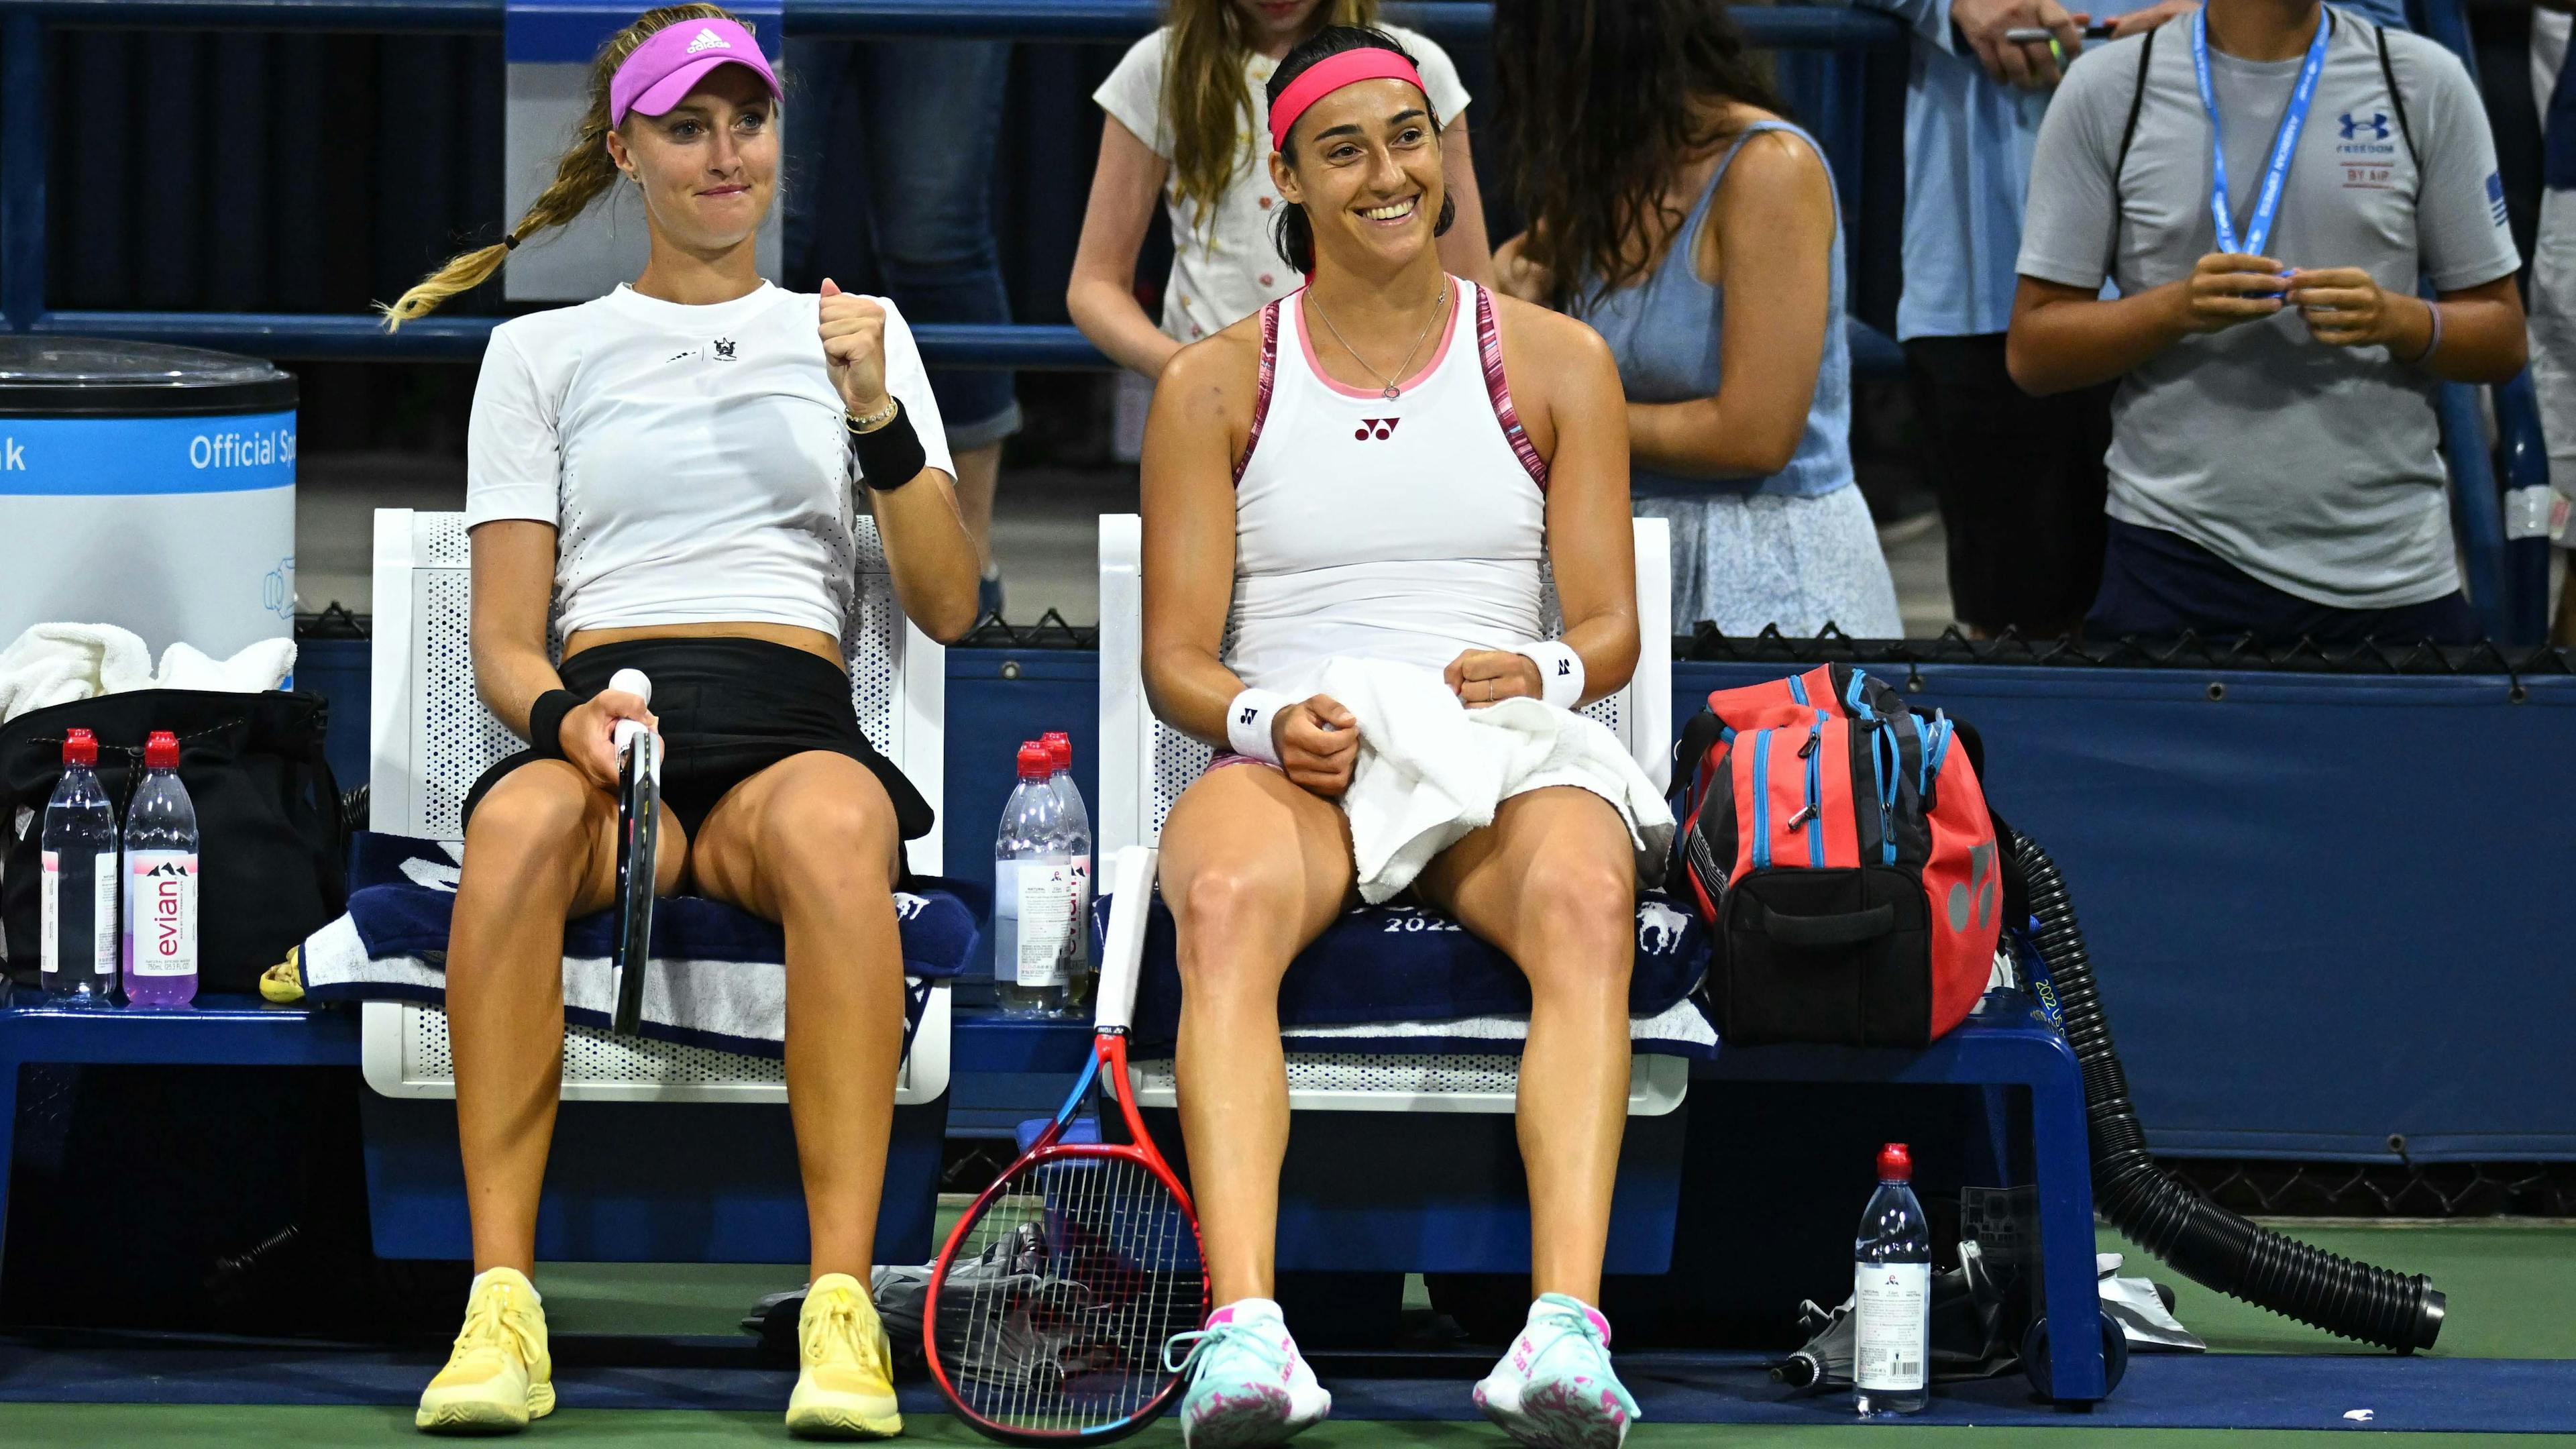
[1669,665,2004,1047]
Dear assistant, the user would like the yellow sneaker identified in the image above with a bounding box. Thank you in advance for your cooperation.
[784,1273,902,1440]
[416,1267,555,1434]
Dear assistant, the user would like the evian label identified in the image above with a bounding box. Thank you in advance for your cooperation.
[127,851,198,977]
[1014,861,1075,988]
[1854,1261,1929,1391]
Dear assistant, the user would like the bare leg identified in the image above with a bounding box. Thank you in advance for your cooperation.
[952,441,1003,576]
[1417,788,1637,1305]
[447,759,683,1274]
[1156,765,1354,1305]
[690,751,908,1283]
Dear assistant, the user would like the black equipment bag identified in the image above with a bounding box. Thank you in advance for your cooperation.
[1,690,346,993]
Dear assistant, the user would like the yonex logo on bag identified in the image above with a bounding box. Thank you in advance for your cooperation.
[1353,417,1400,441]
[1947,840,1997,932]
[685,27,733,54]
[2338,112,2389,142]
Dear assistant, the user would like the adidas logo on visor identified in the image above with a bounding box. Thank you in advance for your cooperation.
[684,27,732,54]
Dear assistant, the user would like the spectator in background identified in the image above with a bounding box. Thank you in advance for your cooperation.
[2008,0,2524,644]
[1067,0,1491,380]
[1490,0,1901,637]
[2525,1,2576,642]
[787,39,1020,621]
[1862,0,2400,638]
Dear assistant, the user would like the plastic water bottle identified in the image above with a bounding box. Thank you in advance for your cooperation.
[993,741,1075,1017]
[121,731,200,1009]
[38,728,120,1006]
[1038,731,1093,989]
[1854,1142,1931,1415]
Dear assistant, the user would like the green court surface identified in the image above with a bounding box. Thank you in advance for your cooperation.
[3,1222,2569,1446]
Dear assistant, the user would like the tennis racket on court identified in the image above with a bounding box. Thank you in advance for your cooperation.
[924,848,1208,1444]
[607,667,660,1037]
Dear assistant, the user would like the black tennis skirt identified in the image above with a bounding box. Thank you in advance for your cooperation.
[460,637,934,843]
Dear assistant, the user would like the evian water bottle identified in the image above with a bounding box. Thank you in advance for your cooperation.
[1854,1142,1931,1415]
[39,728,121,1005]
[992,741,1075,1017]
[1037,731,1092,991]
[121,731,199,1008]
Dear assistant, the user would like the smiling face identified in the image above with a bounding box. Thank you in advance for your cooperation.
[1270,77,1444,274]
[604,64,779,254]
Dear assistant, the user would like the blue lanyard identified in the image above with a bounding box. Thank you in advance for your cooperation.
[2190,7,2331,258]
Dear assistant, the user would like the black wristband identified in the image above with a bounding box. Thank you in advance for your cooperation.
[527,689,583,761]
[850,400,929,492]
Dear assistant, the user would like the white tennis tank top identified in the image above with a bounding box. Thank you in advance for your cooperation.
[1226,277,1552,698]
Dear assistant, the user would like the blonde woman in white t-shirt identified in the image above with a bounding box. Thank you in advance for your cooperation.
[379,5,977,1438]
[1068,0,1493,376]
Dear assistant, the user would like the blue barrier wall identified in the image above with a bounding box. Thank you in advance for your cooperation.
[294,641,2576,1164]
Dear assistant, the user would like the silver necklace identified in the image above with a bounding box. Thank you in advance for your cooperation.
[1307,282,1446,400]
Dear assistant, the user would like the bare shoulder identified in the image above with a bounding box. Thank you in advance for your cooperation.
[1713,127,1833,213]
[1154,312,1267,427]
[1488,290,1618,394]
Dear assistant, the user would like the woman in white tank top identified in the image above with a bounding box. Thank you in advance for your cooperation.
[1140,25,1648,1446]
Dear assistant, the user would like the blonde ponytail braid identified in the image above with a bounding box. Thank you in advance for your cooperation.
[379,3,745,329]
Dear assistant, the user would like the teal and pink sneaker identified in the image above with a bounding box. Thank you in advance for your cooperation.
[1472,1293,1642,1449]
[1163,1298,1332,1448]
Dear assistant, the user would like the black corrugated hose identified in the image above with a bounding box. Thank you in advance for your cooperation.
[2009,830,2445,1352]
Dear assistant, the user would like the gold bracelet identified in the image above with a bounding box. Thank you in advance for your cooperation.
[844,398,900,435]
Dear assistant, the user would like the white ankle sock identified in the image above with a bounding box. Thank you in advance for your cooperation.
[470,1267,541,1305]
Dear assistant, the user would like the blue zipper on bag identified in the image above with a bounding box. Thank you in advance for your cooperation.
[1751,729,1774,871]
[1845,673,1898,865]
[1788,675,1811,707]
[1927,712,1957,784]
[1803,717,1825,866]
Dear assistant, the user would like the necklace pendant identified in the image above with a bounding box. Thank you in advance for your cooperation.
[1382,384,1401,400]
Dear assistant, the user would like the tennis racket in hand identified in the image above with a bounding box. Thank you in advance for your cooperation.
[924,849,1208,1443]
[608,668,661,1036]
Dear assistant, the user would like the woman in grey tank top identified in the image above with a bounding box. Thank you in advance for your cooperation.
[1490,0,1902,637]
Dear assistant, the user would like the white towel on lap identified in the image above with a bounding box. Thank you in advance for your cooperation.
[0,624,297,724]
[1314,657,1676,903]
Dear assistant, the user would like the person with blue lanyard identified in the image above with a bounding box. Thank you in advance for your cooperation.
[2527,0,2576,643]
[2006,0,2526,645]
[1856,0,2404,639]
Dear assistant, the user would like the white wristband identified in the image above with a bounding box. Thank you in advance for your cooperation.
[1225,688,1293,765]
[1513,641,1586,711]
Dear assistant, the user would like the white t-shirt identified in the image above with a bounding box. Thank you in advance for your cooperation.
[465,281,954,639]
[1093,24,1470,345]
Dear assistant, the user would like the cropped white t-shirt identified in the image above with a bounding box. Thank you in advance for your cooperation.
[464,281,954,639]
[1093,24,1470,345]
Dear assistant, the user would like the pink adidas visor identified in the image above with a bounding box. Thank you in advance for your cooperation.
[1268,47,1429,154]
[609,17,780,128]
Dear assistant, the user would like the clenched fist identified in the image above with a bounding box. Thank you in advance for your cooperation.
[818,276,892,419]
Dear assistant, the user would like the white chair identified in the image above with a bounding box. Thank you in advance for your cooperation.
[360,507,949,1106]
[1095,513,1688,1115]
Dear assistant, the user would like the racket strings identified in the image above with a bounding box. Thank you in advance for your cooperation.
[941,1151,1201,1434]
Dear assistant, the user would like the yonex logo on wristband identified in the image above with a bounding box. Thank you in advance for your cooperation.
[685,27,733,54]
[1239,707,1257,724]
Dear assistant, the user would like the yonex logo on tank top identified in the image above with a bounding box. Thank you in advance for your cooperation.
[1354,418,1401,441]
[684,27,732,54]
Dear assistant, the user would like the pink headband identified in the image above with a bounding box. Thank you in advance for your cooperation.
[1267,47,1429,154]
[609,17,780,129]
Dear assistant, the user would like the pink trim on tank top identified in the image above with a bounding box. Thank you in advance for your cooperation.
[1476,284,1550,492]
[1293,277,1462,400]
[1234,301,1283,486]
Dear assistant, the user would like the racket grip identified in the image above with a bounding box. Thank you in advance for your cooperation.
[609,669,653,752]
[1093,847,1159,1034]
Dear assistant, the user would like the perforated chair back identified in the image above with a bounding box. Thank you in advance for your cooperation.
[360,508,949,1104]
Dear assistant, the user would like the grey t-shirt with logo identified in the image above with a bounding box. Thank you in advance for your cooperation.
[2018,9,2520,608]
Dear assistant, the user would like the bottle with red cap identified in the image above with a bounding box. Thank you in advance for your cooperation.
[992,740,1076,1016]
[1854,1141,1932,1415]
[38,727,121,1004]
[121,731,199,1009]
[1036,731,1093,995]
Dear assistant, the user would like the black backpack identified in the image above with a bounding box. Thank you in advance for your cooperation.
[1,690,347,993]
